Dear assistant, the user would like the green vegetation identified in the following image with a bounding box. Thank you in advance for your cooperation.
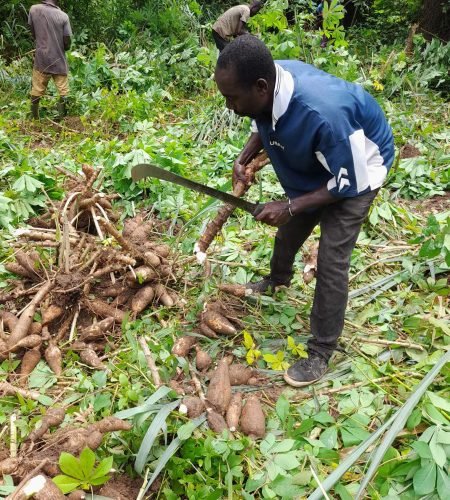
[53,448,114,494]
[0,1,449,499]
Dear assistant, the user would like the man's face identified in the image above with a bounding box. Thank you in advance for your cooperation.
[215,67,270,120]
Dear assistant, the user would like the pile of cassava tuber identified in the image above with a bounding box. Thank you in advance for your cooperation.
[171,322,267,439]
[0,164,180,387]
[0,412,131,499]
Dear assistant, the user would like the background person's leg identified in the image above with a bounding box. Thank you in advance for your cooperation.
[30,69,49,120]
[53,74,69,120]
[212,30,229,51]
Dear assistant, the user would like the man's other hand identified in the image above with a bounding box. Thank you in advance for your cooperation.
[254,201,291,226]
[232,160,249,189]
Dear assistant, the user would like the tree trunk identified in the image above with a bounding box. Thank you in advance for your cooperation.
[418,0,450,41]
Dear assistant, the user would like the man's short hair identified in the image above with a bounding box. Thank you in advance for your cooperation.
[216,35,276,89]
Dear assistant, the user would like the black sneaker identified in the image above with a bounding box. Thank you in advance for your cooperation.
[284,354,328,387]
[245,277,290,294]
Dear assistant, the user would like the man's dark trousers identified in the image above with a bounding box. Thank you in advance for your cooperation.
[269,189,379,361]
[212,29,229,51]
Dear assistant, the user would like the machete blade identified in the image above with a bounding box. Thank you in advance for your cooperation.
[132,163,262,216]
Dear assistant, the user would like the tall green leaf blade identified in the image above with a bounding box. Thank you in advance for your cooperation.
[138,415,206,499]
[355,349,450,499]
[114,385,172,419]
[308,350,450,500]
[134,400,180,474]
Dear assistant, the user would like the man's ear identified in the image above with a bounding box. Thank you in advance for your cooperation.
[255,78,269,95]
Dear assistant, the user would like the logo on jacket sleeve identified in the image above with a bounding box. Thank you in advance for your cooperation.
[338,167,350,191]
[269,139,285,150]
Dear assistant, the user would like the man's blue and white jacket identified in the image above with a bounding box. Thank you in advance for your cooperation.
[252,61,395,199]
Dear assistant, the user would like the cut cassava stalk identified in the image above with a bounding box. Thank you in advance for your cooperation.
[53,311,75,343]
[188,362,207,402]
[138,337,161,387]
[0,286,43,305]
[7,280,54,349]
[195,151,269,259]
[14,228,79,243]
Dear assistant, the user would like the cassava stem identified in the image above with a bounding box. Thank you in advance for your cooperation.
[195,152,269,255]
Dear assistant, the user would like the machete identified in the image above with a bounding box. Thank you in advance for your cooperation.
[131,163,263,216]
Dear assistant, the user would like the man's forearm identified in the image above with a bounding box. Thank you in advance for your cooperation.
[238,132,263,166]
[290,184,338,214]
[63,36,71,51]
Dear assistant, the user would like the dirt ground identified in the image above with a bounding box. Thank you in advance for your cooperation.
[98,475,145,500]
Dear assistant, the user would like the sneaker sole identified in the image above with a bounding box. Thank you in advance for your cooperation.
[283,370,326,388]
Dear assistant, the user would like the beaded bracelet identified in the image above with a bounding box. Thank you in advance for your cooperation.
[288,198,294,217]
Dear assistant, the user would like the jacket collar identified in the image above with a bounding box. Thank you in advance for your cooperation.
[272,63,294,130]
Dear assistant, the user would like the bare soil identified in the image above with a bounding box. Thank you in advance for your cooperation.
[98,475,145,500]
